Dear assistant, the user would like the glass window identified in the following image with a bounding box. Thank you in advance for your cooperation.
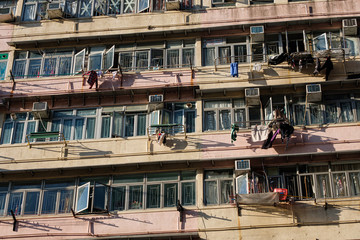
[300,175,315,199]
[147,184,160,208]
[219,46,230,65]
[204,48,215,66]
[136,51,148,70]
[181,182,195,206]
[164,183,177,207]
[234,45,247,63]
[316,174,331,198]
[325,103,337,124]
[167,49,179,68]
[120,52,133,71]
[111,186,125,211]
[332,173,348,197]
[0,192,7,216]
[340,102,354,122]
[0,54,8,80]
[129,185,143,209]
[204,170,233,205]
[101,117,111,138]
[182,49,194,67]
[8,192,23,215]
[349,172,360,196]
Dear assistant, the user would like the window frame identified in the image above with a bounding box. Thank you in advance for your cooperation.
[204,169,234,205]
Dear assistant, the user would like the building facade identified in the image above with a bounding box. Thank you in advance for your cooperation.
[0,0,360,239]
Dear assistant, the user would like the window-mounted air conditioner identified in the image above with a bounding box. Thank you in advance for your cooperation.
[32,102,49,119]
[166,0,180,10]
[245,88,260,105]
[342,19,357,36]
[149,94,164,103]
[47,2,64,19]
[306,84,322,102]
[0,7,14,22]
[250,26,264,42]
[235,160,251,172]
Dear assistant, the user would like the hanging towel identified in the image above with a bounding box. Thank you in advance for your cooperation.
[87,70,98,89]
[253,63,262,72]
[251,125,269,142]
[230,62,238,77]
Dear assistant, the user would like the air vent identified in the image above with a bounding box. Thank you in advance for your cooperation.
[0,7,14,22]
[235,160,251,171]
[32,102,49,119]
[149,94,164,103]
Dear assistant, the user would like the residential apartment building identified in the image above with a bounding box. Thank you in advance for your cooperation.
[0,0,360,239]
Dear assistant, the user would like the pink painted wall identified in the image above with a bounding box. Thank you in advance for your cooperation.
[0,24,12,52]
[0,70,193,98]
[0,210,198,239]
[201,125,360,160]
[198,0,360,28]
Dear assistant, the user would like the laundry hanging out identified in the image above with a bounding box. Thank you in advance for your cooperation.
[86,70,98,89]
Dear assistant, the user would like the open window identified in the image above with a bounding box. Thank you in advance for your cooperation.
[88,47,105,71]
[73,48,86,74]
[104,45,115,70]
[75,181,109,214]
[138,0,149,12]
[264,97,273,125]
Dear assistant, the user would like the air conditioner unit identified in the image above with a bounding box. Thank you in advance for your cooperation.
[166,0,180,10]
[250,26,264,42]
[235,160,251,172]
[306,84,322,102]
[149,94,164,103]
[342,19,358,36]
[47,3,64,19]
[245,88,260,105]
[0,7,14,22]
[32,102,49,119]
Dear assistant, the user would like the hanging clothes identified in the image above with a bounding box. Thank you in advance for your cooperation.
[313,58,321,75]
[157,132,166,145]
[253,63,262,72]
[251,125,268,142]
[230,62,238,77]
[87,70,98,89]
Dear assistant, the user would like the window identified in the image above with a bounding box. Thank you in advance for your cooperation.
[0,53,8,80]
[8,181,42,216]
[203,99,253,131]
[0,113,37,144]
[202,37,249,66]
[118,40,195,71]
[13,50,74,79]
[22,0,49,21]
[204,170,233,205]
[111,171,195,211]
[42,179,75,214]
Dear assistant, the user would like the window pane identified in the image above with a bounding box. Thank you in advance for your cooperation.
[26,121,36,142]
[24,191,40,215]
[13,60,26,79]
[309,104,323,125]
[65,0,78,17]
[167,49,179,68]
[74,119,84,140]
[76,183,90,213]
[332,173,348,197]
[8,192,23,215]
[249,107,261,126]
[120,53,133,71]
[79,0,93,17]
[220,180,233,204]
[112,112,123,137]
[181,182,195,206]
[325,104,337,123]
[234,45,247,63]
[151,49,163,69]
[113,174,144,184]
[205,170,233,179]
[219,47,230,65]
[111,186,125,211]
[125,115,134,137]
[300,175,315,199]
[185,111,195,133]
[28,59,41,78]
[89,53,102,71]
[123,0,135,13]
[204,48,215,66]
[204,111,216,131]
[219,110,231,130]
[234,109,246,128]
[137,114,146,136]
[251,44,263,62]
[316,174,331,198]
[13,122,24,143]
[357,102,360,122]
[341,102,354,122]
[294,105,307,125]
[101,117,111,138]
[74,49,85,73]
[1,122,13,144]
[0,61,7,80]
[109,0,121,14]
[93,184,107,211]
[148,172,178,181]
[129,185,143,209]
[43,58,57,77]
[349,172,360,196]
[205,181,218,205]
[136,52,148,70]
[86,118,95,139]
[58,57,72,76]
[182,49,194,67]
[147,184,160,208]
[164,183,177,207]
[63,119,73,140]
[59,189,74,213]
[51,119,61,141]
[42,190,57,214]
[0,193,6,216]
[138,0,149,12]
[204,100,231,108]
[77,109,96,116]
[23,4,36,21]
[53,110,73,118]
[181,171,196,180]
